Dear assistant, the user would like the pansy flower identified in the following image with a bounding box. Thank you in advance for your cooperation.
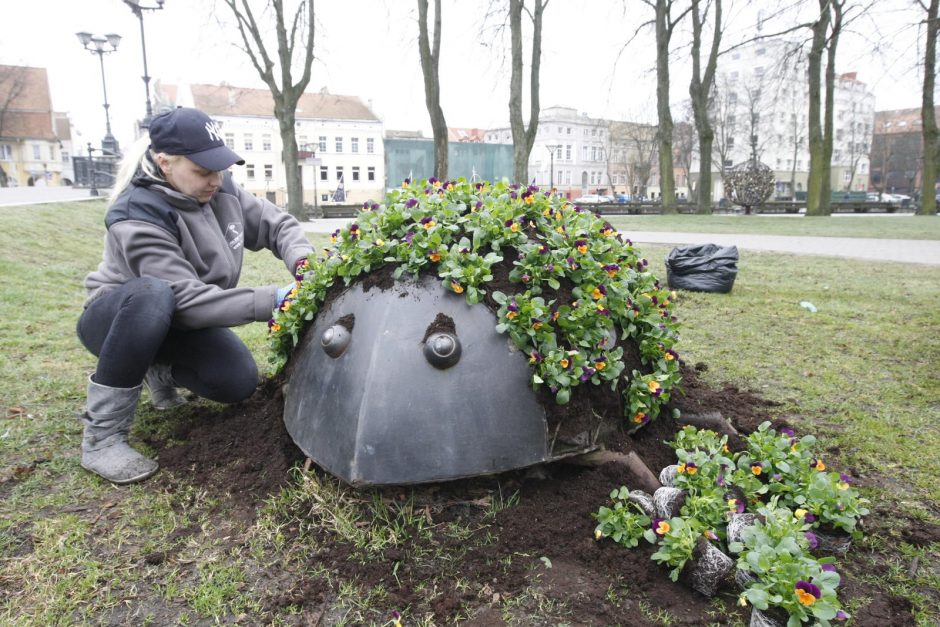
[652,518,670,536]
[592,285,607,299]
[795,581,821,606]
[805,531,819,549]
[420,216,436,229]
[750,462,763,476]
[835,610,849,621]
[580,366,596,381]
[429,176,440,187]
[595,360,606,371]
[450,281,464,294]
[574,239,588,254]
[703,529,718,541]
[647,380,662,395]
[811,458,826,471]
[603,263,620,277]
[664,348,678,361]
[349,223,360,238]
[506,300,519,320]
[402,178,411,188]
[559,357,570,369]
[821,563,838,574]
[405,198,419,208]
[429,251,441,262]
[633,412,649,425]
[529,351,542,364]
[727,498,745,514]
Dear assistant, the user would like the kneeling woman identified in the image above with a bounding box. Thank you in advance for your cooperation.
[77,107,313,484]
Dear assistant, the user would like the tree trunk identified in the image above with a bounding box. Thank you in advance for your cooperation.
[921,0,939,216]
[222,0,314,219]
[654,0,677,213]
[805,1,829,216]
[509,0,546,185]
[689,0,721,215]
[418,0,448,180]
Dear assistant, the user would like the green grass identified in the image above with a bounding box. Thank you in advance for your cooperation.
[0,201,937,624]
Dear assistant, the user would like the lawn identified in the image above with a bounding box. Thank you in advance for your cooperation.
[0,201,937,624]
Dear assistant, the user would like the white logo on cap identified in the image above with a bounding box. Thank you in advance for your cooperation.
[205,121,223,142]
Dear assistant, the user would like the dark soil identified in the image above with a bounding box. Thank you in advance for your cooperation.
[147,361,939,626]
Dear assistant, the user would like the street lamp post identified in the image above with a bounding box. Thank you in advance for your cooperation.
[87,142,98,197]
[77,31,121,155]
[546,144,561,190]
[123,0,165,129]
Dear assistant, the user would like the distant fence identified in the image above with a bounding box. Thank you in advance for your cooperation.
[307,200,914,221]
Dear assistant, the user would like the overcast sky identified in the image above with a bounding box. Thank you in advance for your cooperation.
[0,0,928,151]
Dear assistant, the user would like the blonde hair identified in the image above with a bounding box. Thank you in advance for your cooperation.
[108,135,182,207]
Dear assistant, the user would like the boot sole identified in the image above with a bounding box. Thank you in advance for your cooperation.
[81,461,159,485]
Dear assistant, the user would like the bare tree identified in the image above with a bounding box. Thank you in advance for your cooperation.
[806,0,844,216]
[418,0,448,179]
[222,0,315,218]
[673,112,697,201]
[688,0,722,213]
[710,75,738,184]
[508,0,548,184]
[919,0,939,215]
[643,0,690,212]
[611,120,658,198]
[0,66,28,188]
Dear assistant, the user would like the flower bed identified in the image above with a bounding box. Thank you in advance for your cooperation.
[268,178,681,426]
[594,422,869,625]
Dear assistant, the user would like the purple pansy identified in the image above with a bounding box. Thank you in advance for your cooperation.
[805,531,819,550]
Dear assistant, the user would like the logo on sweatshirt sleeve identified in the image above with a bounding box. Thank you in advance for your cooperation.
[224,222,244,251]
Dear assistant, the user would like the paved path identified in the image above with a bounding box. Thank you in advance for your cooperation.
[0,186,106,206]
[303,218,940,266]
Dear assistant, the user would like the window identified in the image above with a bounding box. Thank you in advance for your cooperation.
[335,137,343,152]
[351,137,359,153]
[297,135,306,151]
[367,138,374,153]
[566,145,571,160]
[756,46,766,56]
[567,127,571,134]
[262,134,272,151]
[368,166,375,181]
[336,166,344,181]
[729,92,737,105]
[565,171,571,185]
[244,135,254,151]
[727,137,735,148]
[591,147,597,161]
[246,164,255,180]
[754,66,764,77]
[225,133,235,149]
[352,166,360,181]
[32,144,41,160]
[723,159,733,167]
[61,150,69,162]
[320,166,328,181]
[264,164,273,180]
[319,136,327,152]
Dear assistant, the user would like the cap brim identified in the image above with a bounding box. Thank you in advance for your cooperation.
[187,145,245,171]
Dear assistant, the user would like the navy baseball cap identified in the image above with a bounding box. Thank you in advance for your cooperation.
[149,107,245,171]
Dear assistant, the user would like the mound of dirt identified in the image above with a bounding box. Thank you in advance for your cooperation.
[149,363,935,626]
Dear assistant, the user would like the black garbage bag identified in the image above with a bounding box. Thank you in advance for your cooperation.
[665,243,739,293]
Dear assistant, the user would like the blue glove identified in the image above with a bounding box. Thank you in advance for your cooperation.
[276,282,296,304]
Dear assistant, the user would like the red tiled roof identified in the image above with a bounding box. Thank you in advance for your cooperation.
[0,65,55,140]
[156,83,379,122]
[874,107,940,134]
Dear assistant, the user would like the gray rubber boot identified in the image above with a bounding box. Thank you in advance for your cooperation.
[143,362,187,410]
[81,378,159,485]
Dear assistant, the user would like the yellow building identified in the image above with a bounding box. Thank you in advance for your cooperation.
[0,65,70,187]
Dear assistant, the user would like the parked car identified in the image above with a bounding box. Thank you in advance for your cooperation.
[615,194,631,204]
[576,194,607,204]
[866,192,880,201]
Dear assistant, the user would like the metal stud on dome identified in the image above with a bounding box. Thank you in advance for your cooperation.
[424,332,461,369]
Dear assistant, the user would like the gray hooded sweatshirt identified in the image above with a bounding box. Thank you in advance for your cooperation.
[84,171,314,329]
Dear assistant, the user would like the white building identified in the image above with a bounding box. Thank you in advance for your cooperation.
[486,106,611,198]
[705,39,875,199]
[154,83,384,207]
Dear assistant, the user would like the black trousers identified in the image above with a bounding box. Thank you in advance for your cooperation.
[77,277,258,403]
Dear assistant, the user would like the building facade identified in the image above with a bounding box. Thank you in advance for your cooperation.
[704,39,875,200]
[154,83,385,207]
[870,107,938,197]
[486,106,613,198]
[0,65,72,187]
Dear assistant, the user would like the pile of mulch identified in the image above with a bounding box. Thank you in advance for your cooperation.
[150,360,938,625]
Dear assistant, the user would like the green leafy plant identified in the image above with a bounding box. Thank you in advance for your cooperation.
[594,487,652,547]
[268,178,681,424]
[734,422,869,534]
[730,502,849,626]
[645,516,703,581]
